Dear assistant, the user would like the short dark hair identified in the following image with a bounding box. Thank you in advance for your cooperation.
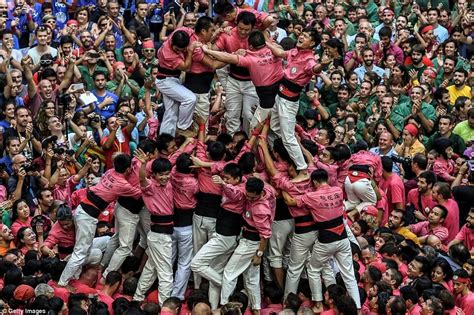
[418,170,437,186]
[223,163,242,180]
[195,16,214,33]
[105,271,122,286]
[171,30,190,49]
[151,158,172,174]
[236,11,257,27]
[248,30,265,48]
[175,153,193,174]
[246,177,264,194]
[311,169,329,183]
[113,154,132,173]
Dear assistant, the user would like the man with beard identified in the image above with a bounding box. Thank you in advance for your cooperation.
[406,45,433,80]
[435,56,456,87]
[27,25,57,66]
[327,85,351,117]
[344,33,368,72]
[354,48,385,83]
[387,209,420,245]
[374,8,395,41]
[427,115,466,155]
[106,62,140,99]
[407,171,436,220]
[0,223,14,256]
[447,69,471,106]
[74,30,95,56]
[36,188,55,217]
[433,87,452,117]
[3,108,41,159]
[78,49,109,91]
[449,208,474,256]
[372,27,403,65]
[0,137,21,175]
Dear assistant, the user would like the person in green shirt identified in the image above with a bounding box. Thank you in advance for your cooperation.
[106,62,140,99]
[332,5,356,36]
[406,45,428,81]
[426,115,466,155]
[78,50,110,91]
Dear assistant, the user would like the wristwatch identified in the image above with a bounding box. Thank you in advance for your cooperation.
[256,250,264,257]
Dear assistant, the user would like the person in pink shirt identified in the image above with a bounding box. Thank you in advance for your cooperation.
[203,29,283,129]
[51,158,92,208]
[58,154,141,288]
[260,286,284,315]
[155,28,200,137]
[133,153,174,306]
[408,205,449,244]
[432,138,456,183]
[213,0,273,31]
[400,285,421,315]
[266,29,326,172]
[379,157,405,216]
[432,182,460,242]
[10,199,32,240]
[191,163,246,310]
[220,177,276,312]
[170,153,199,301]
[453,269,474,315]
[102,140,158,281]
[283,169,361,311]
[212,11,259,136]
[449,208,474,257]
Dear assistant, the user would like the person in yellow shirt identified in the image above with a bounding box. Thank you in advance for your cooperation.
[386,209,421,246]
[447,69,471,105]
[395,124,426,158]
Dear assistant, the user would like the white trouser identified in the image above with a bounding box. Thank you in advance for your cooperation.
[216,66,229,87]
[307,238,361,309]
[137,207,150,249]
[270,95,307,170]
[156,77,197,136]
[102,202,139,277]
[67,236,110,272]
[250,106,273,131]
[192,214,216,289]
[194,93,210,122]
[134,231,173,305]
[224,76,258,136]
[171,225,193,300]
[267,219,294,269]
[221,238,261,310]
[191,233,238,309]
[343,177,377,212]
[58,205,97,286]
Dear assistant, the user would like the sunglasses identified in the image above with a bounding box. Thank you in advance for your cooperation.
[143,48,155,53]
[40,60,53,65]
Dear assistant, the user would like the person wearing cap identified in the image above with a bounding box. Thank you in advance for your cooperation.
[395,123,426,158]
[13,284,35,306]
[373,8,395,41]
[453,269,474,314]
[140,39,157,71]
[105,61,140,99]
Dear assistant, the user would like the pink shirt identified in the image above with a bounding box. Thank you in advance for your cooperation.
[272,172,312,218]
[53,176,79,208]
[380,173,406,214]
[261,304,283,315]
[91,169,141,203]
[157,27,194,72]
[236,46,283,87]
[442,198,460,242]
[454,224,474,250]
[196,140,223,195]
[221,182,246,214]
[456,292,474,315]
[313,158,338,187]
[295,185,344,223]
[11,218,31,240]
[229,8,269,30]
[97,292,114,315]
[215,27,249,54]
[337,160,351,189]
[410,221,449,243]
[43,221,75,259]
[141,179,173,217]
[171,169,199,210]
[47,280,70,303]
[283,48,317,87]
[433,157,455,182]
[243,184,276,239]
[349,150,383,183]
[189,33,213,74]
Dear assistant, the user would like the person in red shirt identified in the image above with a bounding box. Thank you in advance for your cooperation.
[379,157,405,216]
[449,208,474,257]
[58,154,141,287]
[220,177,276,312]
[261,286,284,315]
[97,271,122,314]
[266,29,325,172]
[453,269,474,315]
[406,171,437,222]
[408,205,449,244]
[213,0,273,31]
[283,169,361,311]
[432,182,460,243]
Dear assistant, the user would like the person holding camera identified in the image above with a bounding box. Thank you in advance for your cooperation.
[7,154,48,208]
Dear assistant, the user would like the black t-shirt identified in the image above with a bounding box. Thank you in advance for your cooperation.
[452,185,474,225]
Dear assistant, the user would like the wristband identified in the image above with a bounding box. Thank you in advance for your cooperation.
[199,124,205,132]
[27,14,32,21]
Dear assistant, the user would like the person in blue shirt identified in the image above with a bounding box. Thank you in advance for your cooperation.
[91,71,118,120]
[0,136,21,175]
[9,1,35,48]
[52,0,71,30]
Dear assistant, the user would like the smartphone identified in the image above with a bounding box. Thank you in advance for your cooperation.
[71,83,84,91]
[347,121,355,131]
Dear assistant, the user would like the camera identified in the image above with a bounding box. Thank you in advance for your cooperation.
[91,115,101,123]
[390,155,412,164]
[66,149,75,156]
[22,162,39,173]
[53,147,65,155]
